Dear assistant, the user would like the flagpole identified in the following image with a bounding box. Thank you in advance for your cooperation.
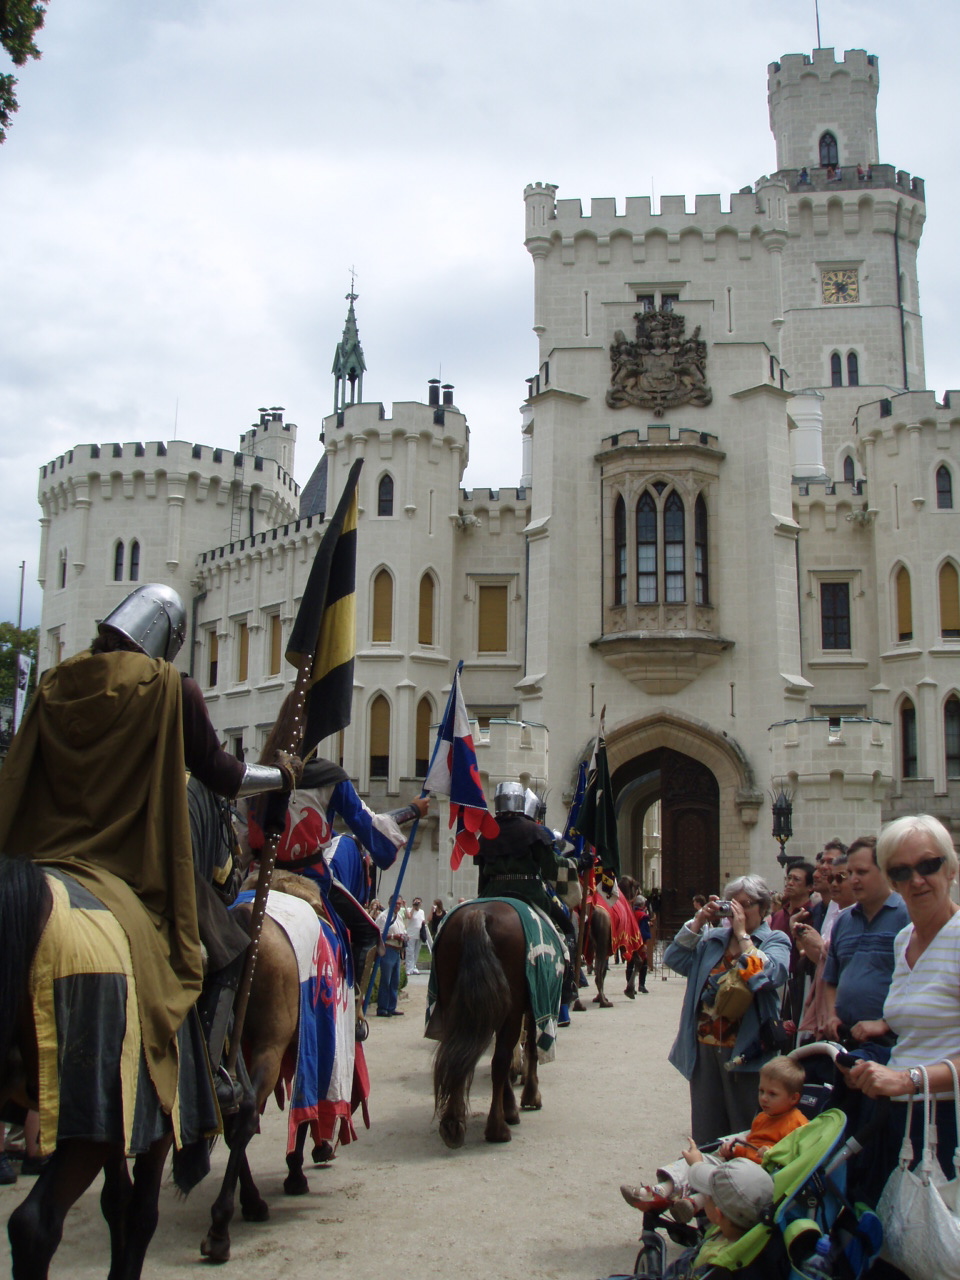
[228,458,363,1074]
[362,662,462,1013]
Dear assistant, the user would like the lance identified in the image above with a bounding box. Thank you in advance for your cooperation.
[225,657,310,1075]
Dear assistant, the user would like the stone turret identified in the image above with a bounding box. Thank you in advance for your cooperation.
[768,47,880,172]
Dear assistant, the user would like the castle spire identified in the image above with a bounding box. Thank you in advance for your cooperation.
[332,271,367,413]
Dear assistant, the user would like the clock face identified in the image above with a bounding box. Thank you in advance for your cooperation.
[821,268,860,304]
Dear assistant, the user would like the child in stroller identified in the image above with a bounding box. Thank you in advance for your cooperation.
[608,1044,883,1279]
[620,1056,808,1224]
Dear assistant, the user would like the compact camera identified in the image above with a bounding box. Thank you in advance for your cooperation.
[715,900,734,917]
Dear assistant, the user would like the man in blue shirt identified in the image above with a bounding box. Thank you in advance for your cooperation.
[822,834,909,1040]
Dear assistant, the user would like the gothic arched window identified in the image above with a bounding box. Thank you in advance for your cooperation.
[895,566,913,642]
[372,569,393,643]
[614,496,626,605]
[377,474,394,517]
[940,562,960,639]
[830,352,843,387]
[946,696,960,778]
[664,492,686,602]
[418,573,435,646]
[819,132,839,168]
[847,352,859,387]
[370,695,390,778]
[114,541,125,582]
[415,697,433,777]
[900,698,918,779]
[129,539,140,582]
[694,494,709,606]
[636,493,657,603]
[937,465,954,510]
[843,455,855,484]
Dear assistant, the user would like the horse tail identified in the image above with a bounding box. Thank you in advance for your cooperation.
[0,857,51,1067]
[433,908,510,1117]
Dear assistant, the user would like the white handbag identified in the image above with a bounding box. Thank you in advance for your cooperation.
[877,1062,960,1280]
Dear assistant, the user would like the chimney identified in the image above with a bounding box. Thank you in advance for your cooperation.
[428,379,441,406]
[442,383,454,406]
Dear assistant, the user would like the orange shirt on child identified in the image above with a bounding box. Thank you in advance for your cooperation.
[730,1107,807,1163]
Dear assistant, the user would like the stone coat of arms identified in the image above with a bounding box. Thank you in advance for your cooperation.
[606,309,712,416]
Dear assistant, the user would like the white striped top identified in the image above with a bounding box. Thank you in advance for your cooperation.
[884,909,960,1096]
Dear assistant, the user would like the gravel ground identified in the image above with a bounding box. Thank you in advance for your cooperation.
[3,960,693,1279]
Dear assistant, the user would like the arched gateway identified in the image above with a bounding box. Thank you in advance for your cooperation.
[604,712,764,936]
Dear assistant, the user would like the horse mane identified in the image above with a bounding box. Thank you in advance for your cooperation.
[0,856,51,1069]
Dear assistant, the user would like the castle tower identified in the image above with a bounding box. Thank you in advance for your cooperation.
[765,48,926,398]
[768,47,879,171]
[332,290,367,413]
[239,407,298,475]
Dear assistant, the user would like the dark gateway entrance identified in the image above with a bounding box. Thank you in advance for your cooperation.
[613,746,720,939]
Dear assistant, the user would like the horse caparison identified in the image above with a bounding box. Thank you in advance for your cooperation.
[1,856,173,1280]
[430,901,541,1148]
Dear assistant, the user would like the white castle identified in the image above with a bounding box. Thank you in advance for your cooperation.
[36,48,960,922]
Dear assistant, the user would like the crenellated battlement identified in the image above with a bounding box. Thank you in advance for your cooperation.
[38,438,299,500]
[525,187,782,242]
[768,47,878,91]
[196,511,326,568]
[597,424,722,454]
[860,386,960,437]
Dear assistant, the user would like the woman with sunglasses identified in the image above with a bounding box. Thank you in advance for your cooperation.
[846,815,960,1216]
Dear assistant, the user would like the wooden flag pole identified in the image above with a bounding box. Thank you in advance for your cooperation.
[225,655,311,1074]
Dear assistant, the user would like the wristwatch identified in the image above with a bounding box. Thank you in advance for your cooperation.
[907,1067,924,1095]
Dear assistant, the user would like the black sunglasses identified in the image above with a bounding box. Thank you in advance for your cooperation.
[886,855,947,884]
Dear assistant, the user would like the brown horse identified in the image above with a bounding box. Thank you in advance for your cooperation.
[1,856,175,1280]
[201,881,335,1263]
[430,900,541,1148]
[575,874,641,1011]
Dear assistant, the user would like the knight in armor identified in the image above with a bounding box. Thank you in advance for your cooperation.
[475,781,579,1013]
[245,745,428,989]
[0,583,300,1119]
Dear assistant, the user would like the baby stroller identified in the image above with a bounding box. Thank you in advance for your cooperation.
[605,1045,883,1279]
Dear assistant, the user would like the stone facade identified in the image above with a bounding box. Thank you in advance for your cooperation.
[35,47,960,912]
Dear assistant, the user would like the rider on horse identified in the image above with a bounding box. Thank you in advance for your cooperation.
[475,781,579,1017]
[0,583,300,1119]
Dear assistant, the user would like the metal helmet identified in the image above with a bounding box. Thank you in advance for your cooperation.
[494,781,526,815]
[523,788,547,823]
[98,583,187,662]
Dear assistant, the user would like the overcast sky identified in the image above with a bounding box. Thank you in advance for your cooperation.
[2,0,958,627]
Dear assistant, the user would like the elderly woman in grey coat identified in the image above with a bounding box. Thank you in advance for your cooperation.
[664,875,791,1145]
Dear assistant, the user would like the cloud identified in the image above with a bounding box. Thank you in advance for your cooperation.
[1,0,958,623]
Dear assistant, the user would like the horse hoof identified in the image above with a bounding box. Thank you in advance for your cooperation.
[439,1119,466,1149]
[624,987,636,999]
[283,1173,310,1196]
[601,997,613,1008]
[484,1125,512,1144]
[504,1108,520,1125]
[200,1235,231,1264]
[572,999,586,1012]
[312,1141,335,1164]
[520,1097,542,1111]
[241,1199,270,1223]
[591,994,601,1003]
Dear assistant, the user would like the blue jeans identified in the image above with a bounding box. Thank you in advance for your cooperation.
[378,945,401,1014]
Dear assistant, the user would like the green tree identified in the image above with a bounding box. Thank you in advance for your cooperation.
[0,621,39,701]
[1,2,47,142]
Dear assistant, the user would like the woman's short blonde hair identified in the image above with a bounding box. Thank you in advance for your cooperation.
[876,814,958,876]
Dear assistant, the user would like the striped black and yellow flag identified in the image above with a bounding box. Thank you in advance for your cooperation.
[286,457,363,754]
